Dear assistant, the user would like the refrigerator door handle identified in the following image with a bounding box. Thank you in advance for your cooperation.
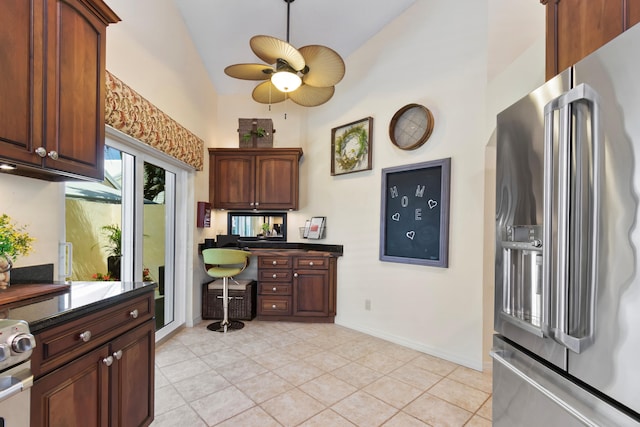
[545,83,601,354]
[541,93,558,337]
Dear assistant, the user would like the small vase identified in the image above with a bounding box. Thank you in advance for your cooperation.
[0,254,12,290]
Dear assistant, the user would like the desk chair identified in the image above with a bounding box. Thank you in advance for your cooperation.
[202,248,251,332]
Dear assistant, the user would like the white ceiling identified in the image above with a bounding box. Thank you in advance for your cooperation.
[174,0,416,95]
[173,0,543,95]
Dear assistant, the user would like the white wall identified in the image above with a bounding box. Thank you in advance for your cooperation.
[321,1,489,369]
[0,174,63,274]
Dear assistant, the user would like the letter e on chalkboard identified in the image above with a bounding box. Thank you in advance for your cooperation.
[379,158,451,267]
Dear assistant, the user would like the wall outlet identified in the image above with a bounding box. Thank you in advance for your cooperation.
[365,299,371,311]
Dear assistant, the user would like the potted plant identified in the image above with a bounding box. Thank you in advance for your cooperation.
[242,126,268,142]
[0,214,34,289]
[101,224,122,280]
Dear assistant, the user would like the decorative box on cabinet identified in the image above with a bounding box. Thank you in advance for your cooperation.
[542,0,640,80]
[0,0,120,181]
[256,252,337,322]
[202,279,257,320]
[208,147,303,210]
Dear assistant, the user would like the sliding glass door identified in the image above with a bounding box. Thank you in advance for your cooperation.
[65,128,190,339]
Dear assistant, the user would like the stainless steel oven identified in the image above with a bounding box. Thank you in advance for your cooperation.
[0,320,35,427]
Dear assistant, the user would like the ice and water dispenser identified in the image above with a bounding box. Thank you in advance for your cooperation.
[501,225,543,329]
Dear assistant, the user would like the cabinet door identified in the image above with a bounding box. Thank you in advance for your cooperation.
[31,344,111,427]
[544,0,640,80]
[255,154,300,210]
[0,0,44,166]
[211,154,255,209]
[43,0,107,179]
[110,321,155,427]
[293,269,329,317]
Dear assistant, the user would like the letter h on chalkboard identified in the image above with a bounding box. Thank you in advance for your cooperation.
[379,158,451,267]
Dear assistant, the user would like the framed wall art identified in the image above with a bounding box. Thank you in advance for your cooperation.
[379,158,451,267]
[331,117,373,176]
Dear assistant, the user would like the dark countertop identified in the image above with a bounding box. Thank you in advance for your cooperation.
[200,239,343,255]
[0,281,156,334]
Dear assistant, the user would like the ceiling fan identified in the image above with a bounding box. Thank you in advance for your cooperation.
[224,0,345,107]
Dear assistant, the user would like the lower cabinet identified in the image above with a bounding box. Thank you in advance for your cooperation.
[31,343,111,426]
[30,293,155,427]
[257,252,337,322]
[293,268,330,317]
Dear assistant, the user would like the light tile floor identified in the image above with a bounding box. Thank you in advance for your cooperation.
[151,321,492,427]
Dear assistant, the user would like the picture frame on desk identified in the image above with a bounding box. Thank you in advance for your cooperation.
[303,220,311,238]
[307,216,326,240]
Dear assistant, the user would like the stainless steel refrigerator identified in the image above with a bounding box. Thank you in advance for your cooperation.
[493,23,640,426]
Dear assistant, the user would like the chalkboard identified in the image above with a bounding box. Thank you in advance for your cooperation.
[379,158,451,267]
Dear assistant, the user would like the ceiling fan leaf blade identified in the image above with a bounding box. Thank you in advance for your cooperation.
[224,63,273,80]
[299,45,345,87]
[288,85,335,107]
[250,35,305,71]
[252,81,287,104]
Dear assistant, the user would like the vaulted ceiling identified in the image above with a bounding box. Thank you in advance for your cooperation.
[174,0,543,95]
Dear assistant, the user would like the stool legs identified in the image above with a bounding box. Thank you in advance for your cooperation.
[222,276,229,332]
[207,276,245,333]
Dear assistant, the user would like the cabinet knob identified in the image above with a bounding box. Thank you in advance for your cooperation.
[102,356,114,367]
[35,147,47,157]
[309,262,314,266]
[130,309,139,319]
[272,260,277,265]
[250,202,254,206]
[272,304,277,309]
[113,350,123,360]
[294,273,298,278]
[79,331,92,342]
[272,273,277,279]
[272,287,277,291]
[47,150,59,160]
[255,202,259,206]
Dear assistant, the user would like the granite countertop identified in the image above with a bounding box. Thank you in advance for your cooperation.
[200,239,344,256]
[0,281,156,333]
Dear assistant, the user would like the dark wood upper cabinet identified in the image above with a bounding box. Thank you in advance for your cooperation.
[543,0,640,80]
[0,0,119,181]
[209,147,303,211]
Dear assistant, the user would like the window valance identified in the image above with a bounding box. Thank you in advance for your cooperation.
[105,71,204,170]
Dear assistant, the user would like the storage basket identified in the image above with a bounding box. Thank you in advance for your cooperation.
[202,279,256,320]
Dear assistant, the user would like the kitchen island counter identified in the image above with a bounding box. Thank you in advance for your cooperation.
[0,281,156,333]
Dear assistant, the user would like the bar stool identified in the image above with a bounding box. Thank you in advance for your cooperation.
[202,248,251,333]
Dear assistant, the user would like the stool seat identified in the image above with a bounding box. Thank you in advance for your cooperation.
[202,248,251,333]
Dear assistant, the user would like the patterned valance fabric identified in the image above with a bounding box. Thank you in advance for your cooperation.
[105,71,204,170]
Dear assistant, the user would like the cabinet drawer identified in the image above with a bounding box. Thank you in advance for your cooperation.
[258,256,292,269]
[259,269,293,282]
[258,283,292,295]
[32,292,153,377]
[258,296,292,315]
[294,257,330,269]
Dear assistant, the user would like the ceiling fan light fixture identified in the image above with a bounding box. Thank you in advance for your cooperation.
[271,71,302,92]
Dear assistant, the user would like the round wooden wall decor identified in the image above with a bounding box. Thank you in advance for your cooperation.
[388,103,434,150]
